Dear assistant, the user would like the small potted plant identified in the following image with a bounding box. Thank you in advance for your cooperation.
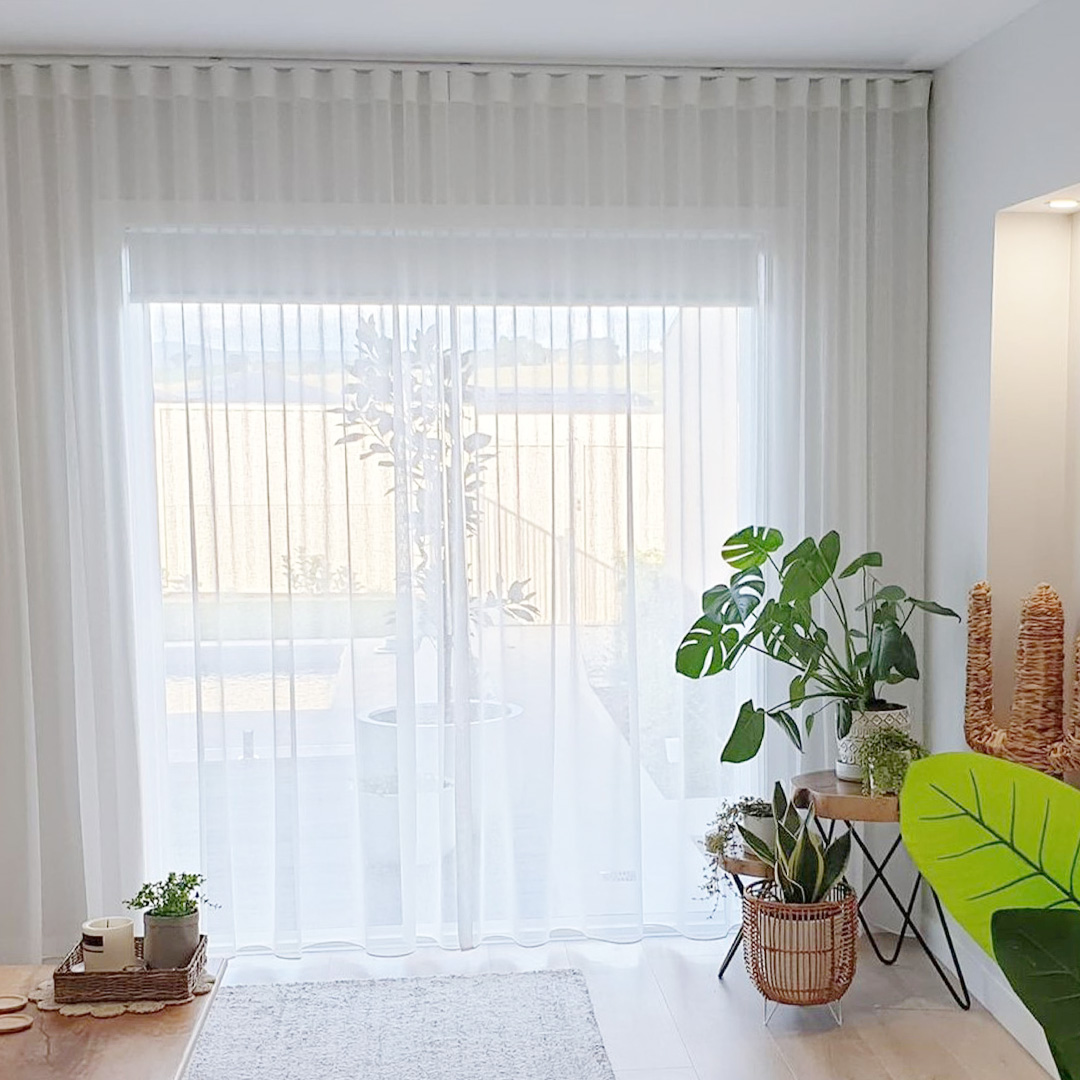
[706,796,774,855]
[676,526,959,779]
[124,872,208,970]
[738,783,857,1006]
[702,797,774,904]
[854,726,927,796]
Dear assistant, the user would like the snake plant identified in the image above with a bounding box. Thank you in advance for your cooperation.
[738,782,852,904]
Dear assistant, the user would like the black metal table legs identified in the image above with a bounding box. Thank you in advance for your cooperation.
[718,825,972,1011]
[717,873,746,980]
[826,820,971,1010]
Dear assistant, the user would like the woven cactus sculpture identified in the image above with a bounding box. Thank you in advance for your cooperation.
[963,582,1002,756]
[964,581,1079,775]
[1050,636,1080,774]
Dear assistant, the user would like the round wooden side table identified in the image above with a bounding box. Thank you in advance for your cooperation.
[714,850,771,981]
[791,770,970,1009]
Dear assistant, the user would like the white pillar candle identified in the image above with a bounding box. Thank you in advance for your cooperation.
[81,917,137,972]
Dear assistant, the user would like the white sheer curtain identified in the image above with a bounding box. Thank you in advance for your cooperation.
[0,60,929,960]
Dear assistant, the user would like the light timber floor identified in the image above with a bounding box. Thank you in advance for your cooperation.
[221,933,1050,1080]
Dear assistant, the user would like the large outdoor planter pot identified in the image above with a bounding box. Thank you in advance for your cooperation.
[742,880,858,1006]
[143,912,200,970]
[357,701,522,877]
[358,700,522,795]
[835,703,910,783]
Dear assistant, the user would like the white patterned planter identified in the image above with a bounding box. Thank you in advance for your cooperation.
[835,704,911,783]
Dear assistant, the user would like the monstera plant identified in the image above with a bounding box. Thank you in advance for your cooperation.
[675,526,958,767]
[901,753,1080,1079]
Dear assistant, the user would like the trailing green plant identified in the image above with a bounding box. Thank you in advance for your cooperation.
[124,872,209,918]
[706,796,773,854]
[854,726,927,795]
[702,796,772,901]
[738,782,852,904]
[675,526,959,764]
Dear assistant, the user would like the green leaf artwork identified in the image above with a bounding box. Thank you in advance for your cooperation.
[992,908,1080,1080]
[900,753,1080,956]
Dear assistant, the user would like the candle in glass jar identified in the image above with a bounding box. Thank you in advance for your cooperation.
[82,917,137,972]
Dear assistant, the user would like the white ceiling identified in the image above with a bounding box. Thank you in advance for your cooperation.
[0,0,1044,70]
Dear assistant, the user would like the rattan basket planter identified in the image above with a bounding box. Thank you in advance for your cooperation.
[742,880,858,1006]
[53,935,207,1004]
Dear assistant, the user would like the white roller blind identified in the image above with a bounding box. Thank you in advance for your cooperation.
[125,226,763,304]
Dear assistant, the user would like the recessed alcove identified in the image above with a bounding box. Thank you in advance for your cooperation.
[988,182,1080,716]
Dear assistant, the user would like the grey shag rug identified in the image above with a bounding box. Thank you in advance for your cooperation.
[185,969,615,1080]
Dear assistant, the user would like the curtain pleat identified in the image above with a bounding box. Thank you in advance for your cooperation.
[0,60,929,960]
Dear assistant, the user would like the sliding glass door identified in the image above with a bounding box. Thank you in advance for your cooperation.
[129,276,756,953]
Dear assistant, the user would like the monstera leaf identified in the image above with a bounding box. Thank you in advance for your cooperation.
[900,753,1080,956]
[720,526,783,571]
[675,617,739,678]
[992,908,1080,1080]
[702,567,765,626]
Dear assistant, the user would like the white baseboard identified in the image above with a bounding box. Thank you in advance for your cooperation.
[919,906,1058,1078]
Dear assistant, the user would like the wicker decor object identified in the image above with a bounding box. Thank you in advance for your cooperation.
[963,581,1080,776]
[964,582,1003,756]
[53,935,207,1005]
[1047,641,1080,774]
[1002,585,1064,771]
[1047,635,1080,774]
[742,880,858,1006]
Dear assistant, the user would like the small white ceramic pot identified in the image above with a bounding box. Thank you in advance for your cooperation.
[739,811,776,854]
[835,704,910,783]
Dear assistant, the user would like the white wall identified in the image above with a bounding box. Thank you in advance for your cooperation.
[987,212,1073,716]
[928,0,1080,1071]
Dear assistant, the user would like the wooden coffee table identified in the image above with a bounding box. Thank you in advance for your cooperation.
[0,962,218,1079]
[792,770,971,1009]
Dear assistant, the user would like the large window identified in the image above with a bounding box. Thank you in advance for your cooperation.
[134,292,753,951]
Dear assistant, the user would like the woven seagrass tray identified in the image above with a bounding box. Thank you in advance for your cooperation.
[53,935,207,1004]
